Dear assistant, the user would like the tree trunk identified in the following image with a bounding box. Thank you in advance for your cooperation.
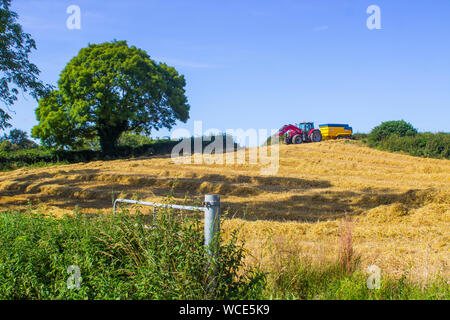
[99,129,121,156]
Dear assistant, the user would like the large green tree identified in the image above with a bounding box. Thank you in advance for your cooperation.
[32,41,190,154]
[0,0,48,130]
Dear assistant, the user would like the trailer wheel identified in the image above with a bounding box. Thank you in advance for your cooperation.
[311,130,322,142]
[292,135,302,144]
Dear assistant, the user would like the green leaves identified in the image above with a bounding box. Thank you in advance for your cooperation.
[366,120,448,159]
[0,209,264,299]
[0,1,50,130]
[368,120,418,144]
[32,40,190,154]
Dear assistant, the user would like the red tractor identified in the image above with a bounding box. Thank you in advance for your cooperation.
[276,122,322,144]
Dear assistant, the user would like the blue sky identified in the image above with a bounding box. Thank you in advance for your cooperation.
[7,0,450,141]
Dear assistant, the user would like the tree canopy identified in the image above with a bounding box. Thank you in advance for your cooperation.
[368,120,417,143]
[0,0,48,130]
[32,40,190,154]
[0,128,37,150]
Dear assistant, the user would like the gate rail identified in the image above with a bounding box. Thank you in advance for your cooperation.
[113,194,220,255]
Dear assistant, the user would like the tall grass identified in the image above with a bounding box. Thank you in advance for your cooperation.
[338,215,360,274]
[264,216,448,300]
[267,257,448,300]
[0,209,264,299]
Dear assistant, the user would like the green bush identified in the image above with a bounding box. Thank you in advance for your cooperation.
[0,140,14,152]
[0,142,177,171]
[352,133,369,141]
[369,120,418,144]
[361,121,449,159]
[371,132,449,159]
[0,148,97,171]
[0,209,264,299]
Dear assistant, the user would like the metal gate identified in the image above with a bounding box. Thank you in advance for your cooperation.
[113,194,220,255]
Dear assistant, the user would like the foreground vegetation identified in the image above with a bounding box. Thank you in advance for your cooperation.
[265,219,448,300]
[0,208,263,299]
[268,261,447,300]
[0,209,447,300]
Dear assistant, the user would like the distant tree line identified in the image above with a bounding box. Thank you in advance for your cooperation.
[0,129,38,151]
[0,131,240,171]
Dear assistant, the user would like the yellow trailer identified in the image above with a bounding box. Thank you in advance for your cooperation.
[319,124,353,140]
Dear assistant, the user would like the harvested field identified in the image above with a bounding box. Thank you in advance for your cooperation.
[0,140,449,282]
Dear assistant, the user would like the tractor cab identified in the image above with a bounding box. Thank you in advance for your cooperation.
[299,122,314,133]
[277,122,322,144]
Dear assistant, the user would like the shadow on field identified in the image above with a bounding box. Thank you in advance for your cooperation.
[0,169,103,210]
[221,188,430,222]
[0,168,429,222]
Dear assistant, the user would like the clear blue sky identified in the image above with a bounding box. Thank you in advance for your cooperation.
[8,0,450,140]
